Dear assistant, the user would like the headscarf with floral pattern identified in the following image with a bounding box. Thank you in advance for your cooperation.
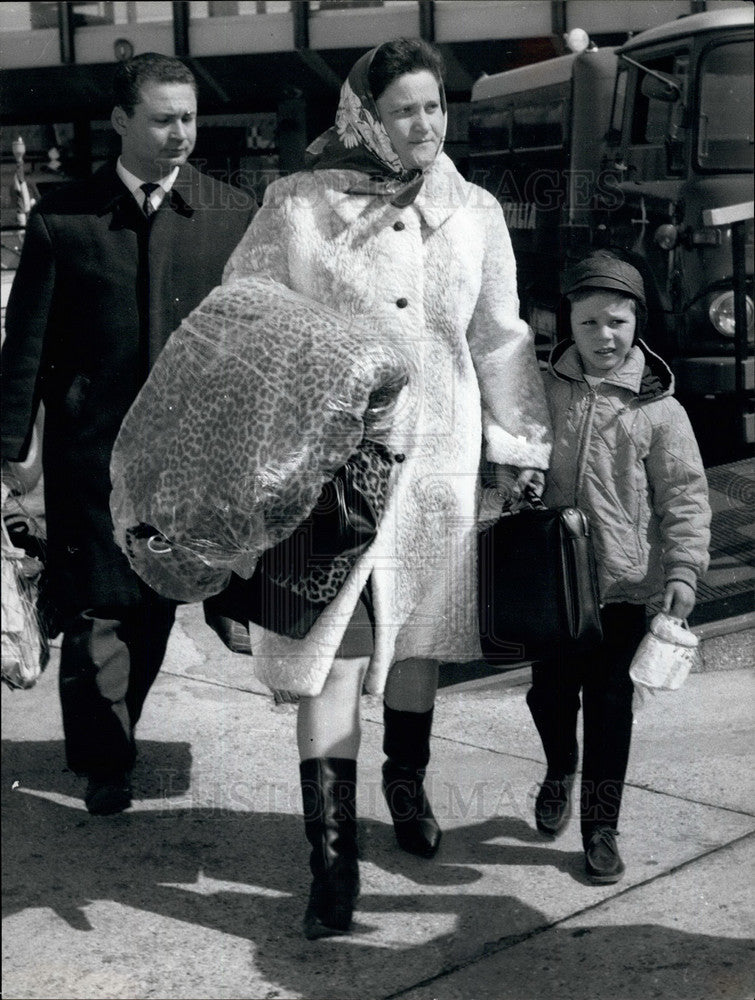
[305,44,447,207]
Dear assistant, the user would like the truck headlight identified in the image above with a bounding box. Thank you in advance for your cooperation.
[708,290,754,339]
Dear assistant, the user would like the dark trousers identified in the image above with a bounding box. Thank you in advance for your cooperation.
[59,584,177,778]
[526,603,647,844]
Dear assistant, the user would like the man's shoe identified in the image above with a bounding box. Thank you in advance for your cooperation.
[584,826,625,884]
[85,774,132,816]
[535,771,575,838]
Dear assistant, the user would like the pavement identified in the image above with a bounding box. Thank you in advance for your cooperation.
[2,601,754,1000]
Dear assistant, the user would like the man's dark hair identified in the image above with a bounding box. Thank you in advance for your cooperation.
[113,52,197,116]
[368,38,445,101]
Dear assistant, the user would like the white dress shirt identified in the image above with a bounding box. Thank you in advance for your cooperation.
[116,158,179,214]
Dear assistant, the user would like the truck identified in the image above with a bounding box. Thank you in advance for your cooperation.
[468,6,754,453]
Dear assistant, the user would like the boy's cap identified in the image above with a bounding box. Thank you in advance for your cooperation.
[562,252,646,306]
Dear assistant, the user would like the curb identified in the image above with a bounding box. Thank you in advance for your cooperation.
[693,611,755,641]
[438,613,754,695]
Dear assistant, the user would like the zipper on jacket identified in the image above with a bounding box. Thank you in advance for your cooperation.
[574,383,598,501]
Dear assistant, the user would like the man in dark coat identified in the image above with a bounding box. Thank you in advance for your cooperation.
[1,53,256,814]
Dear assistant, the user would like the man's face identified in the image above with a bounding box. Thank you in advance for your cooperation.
[112,81,197,180]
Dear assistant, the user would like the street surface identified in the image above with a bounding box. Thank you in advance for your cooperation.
[1,603,753,1000]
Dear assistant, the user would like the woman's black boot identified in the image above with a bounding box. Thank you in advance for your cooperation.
[382,705,442,858]
[300,757,360,940]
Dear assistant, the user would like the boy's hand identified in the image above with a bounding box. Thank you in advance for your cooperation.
[495,465,545,509]
[518,468,546,498]
[662,580,696,620]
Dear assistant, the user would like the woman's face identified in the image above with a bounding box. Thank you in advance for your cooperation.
[375,70,444,171]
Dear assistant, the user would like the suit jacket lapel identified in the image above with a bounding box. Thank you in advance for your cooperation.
[169,165,197,218]
[93,161,197,228]
[89,162,147,232]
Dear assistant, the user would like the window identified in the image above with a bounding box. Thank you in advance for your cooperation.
[698,40,754,172]
[204,2,292,13]
[608,68,627,141]
[512,101,564,150]
[469,105,510,152]
[629,51,689,145]
[30,2,115,27]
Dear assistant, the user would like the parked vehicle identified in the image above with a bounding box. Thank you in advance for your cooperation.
[469,7,754,449]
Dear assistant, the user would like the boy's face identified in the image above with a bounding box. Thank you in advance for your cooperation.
[569,291,636,377]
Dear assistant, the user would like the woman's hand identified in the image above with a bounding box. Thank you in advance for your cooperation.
[662,580,696,620]
[495,465,545,508]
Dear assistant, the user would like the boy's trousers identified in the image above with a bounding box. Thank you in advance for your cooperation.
[527,602,647,845]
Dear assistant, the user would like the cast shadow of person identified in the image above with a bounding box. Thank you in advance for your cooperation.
[3,741,751,1000]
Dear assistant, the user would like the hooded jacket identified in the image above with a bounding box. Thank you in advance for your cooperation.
[542,340,710,605]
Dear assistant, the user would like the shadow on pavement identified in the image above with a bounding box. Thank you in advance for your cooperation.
[3,737,753,1000]
[2,737,193,800]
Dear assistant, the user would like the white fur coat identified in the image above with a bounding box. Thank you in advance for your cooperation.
[224,153,552,696]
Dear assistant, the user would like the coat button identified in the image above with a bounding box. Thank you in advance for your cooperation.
[396,297,408,308]
[393,220,405,231]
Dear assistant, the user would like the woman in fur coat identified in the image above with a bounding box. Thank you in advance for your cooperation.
[223,38,552,938]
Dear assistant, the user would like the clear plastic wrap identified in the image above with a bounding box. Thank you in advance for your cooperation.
[1,485,49,690]
[110,276,409,602]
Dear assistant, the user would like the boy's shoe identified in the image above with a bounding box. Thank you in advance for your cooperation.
[85,773,132,816]
[584,826,625,884]
[535,771,575,838]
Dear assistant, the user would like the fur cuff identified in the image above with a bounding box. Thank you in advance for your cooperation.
[484,417,551,470]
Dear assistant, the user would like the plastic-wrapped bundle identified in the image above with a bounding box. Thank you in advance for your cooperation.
[110,276,409,602]
[1,488,49,691]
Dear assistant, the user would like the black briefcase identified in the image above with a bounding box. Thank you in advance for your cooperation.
[478,492,603,663]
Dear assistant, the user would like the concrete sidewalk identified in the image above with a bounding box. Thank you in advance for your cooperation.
[2,606,754,1000]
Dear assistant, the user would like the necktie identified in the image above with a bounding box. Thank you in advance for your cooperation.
[140,182,160,217]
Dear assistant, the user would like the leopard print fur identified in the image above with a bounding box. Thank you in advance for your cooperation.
[265,438,394,604]
[110,276,409,602]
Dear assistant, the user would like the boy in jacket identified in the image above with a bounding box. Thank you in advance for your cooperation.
[528,250,710,883]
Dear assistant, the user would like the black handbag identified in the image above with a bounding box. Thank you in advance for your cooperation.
[203,439,393,649]
[478,490,603,663]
